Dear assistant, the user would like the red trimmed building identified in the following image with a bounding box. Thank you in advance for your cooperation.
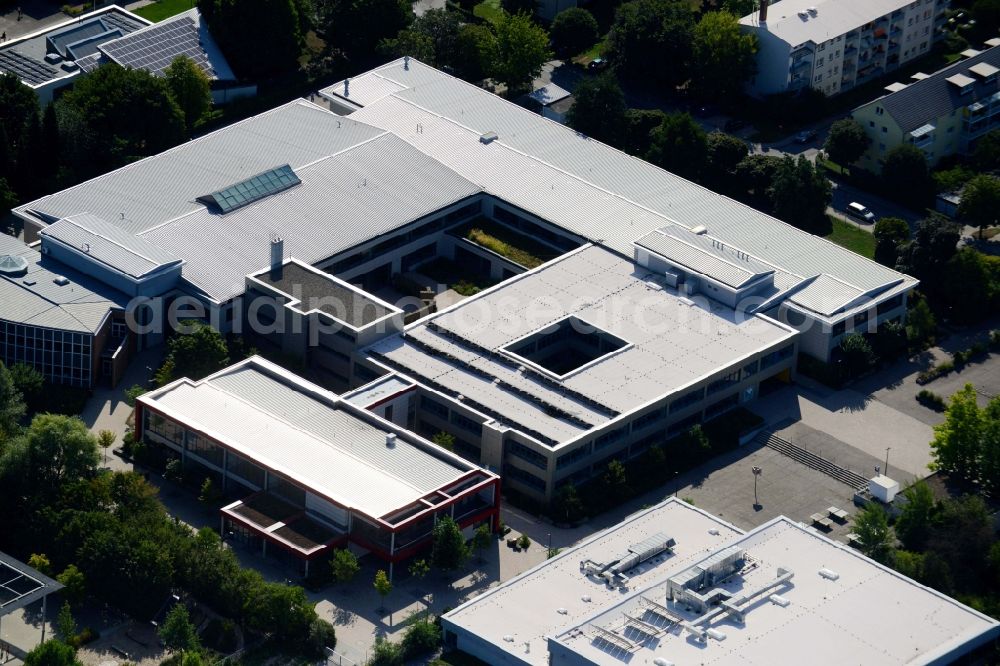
[135,356,499,577]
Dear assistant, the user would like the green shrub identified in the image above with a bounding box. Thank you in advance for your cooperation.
[466,228,543,268]
[401,619,441,659]
[916,390,946,412]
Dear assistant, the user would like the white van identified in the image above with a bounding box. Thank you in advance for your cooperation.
[847,202,876,223]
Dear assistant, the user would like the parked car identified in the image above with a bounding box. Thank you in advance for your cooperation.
[587,58,607,71]
[724,118,748,132]
[795,128,818,143]
[846,201,876,223]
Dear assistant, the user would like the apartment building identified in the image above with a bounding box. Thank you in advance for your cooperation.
[853,44,1000,171]
[741,0,949,97]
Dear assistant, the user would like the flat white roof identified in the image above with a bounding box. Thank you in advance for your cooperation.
[553,518,1000,665]
[139,356,482,519]
[368,245,795,444]
[740,0,910,46]
[442,498,744,665]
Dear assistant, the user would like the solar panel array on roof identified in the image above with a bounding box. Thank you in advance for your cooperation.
[99,11,147,33]
[101,16,213,77]
[197,164,301,214]
[0,50,58,84]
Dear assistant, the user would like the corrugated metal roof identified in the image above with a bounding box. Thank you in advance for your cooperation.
[337,60,915,310]
[40,213,182,279]
[788,273,865,316]
[0,233,126,333]
[138,132,479,302]
[15,100,387,235]
[144,358,475,518]
[636,227,774,289]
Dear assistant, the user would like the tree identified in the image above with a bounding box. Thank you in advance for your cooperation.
[160,603,201,653]
[472,522,492,563]
[432,431,455,451]
[606,0,695,88]
[198,0,304,78]
[566,75,627,145]
[0,72,42,169]
[27,553,52,576]
[942,248,1000,324]
[768,155,832,234]
[454,24,498,82]
[164,322,230,382]
[242,581,315,643]
[368,636,403,666]
[930,384,983,479]
[401,618,441,659]
[705,131,749,189]
[306,618,337,658]
[550,7,599,57]
[97,430,116,465]
[894,214,960,283]
[646,112,707,181]
[501,0,538,15]
[894,481,935,551]
[0,361,25,442]
[852,503,893,563]
[906,297,936,347]
[373,569,392,611]
[602,459,629,500]
[330,548,360,583]
[9,363,43,413]
[958,174,1000,239]
[412,9,462,66]
[972,129,1000,170]
[734,154,782,205]
[622,109,666,154]
[881,144,930,203]
[0,177,17,217]
[823,118,870,170]
[24,640,81,666]
[408,558,430,579]
[690,11,757,101]
[551,483,586,523]
[55,64,185,179]
[517,533,531,550]
[57,565,87,605]
[165,56,212,132]
[872,216,910,268]
[318,0,412,63]
[490,12,552,95]
[871,319,907,362]
[57,601,77,641]
[431,515,469,570]
[377,29,436,63]
[837,332,875,378]
[10,414,99,490]
[722,0,757,15]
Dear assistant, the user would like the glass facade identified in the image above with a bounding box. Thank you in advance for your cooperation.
[0,321,93,387]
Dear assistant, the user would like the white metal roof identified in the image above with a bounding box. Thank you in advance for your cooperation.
[0,233,126,333]
[636,226,777,289]
[40,213,182,279]
[739,0,909,46]
[334,59,915,312]
[552,518,1000,665]
[442,498,744,666]
[139,356,479,518]
[369,245,795,443]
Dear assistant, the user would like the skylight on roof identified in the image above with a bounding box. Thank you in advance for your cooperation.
[197,164,300,214]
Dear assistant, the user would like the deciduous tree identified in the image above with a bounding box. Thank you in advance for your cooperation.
[550,7,599,57]
[690,11,757,101]
[872,216,909,267]
[490,12,552,95]
[931,384,983,479]
[566,75,626,145]
[330,548,360,583]
[768,155,831,234]
[881,144,931,203]
[160,603,200,653]
[823,118,870,169]
[198,0,305,78]
[373,569,392,610]
[165,56,212,132]
[958,173,1000,239]
[606,0,695,88]
[431,515,469,570]
[646,112,707,180]
[852,503,893,563]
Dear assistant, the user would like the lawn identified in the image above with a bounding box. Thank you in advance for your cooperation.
[473,0,503,23]
[132,0,194,22]
[824,216,875,258]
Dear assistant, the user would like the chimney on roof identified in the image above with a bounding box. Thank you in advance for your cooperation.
[270,236,284,272]
[404,55,410,70]
[760,0,768,22]
[344,78,350,97]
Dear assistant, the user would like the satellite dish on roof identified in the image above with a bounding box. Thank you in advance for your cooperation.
[0,254,28,277]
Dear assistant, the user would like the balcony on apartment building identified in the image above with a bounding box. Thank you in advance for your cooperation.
[909,124,936,150]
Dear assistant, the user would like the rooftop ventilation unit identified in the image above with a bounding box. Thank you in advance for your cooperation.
[61,60,79,71]
[386,433,397,448]
[53,276,70,286]
[807,6,818,14]
[480,131,499,144]
[581,532,675,588]
[44,53,63,64]
[818,568,839,581]
[690,225,708,235]
[797,9,809,18]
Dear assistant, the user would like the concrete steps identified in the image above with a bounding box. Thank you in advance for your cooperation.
[758,431,869,491]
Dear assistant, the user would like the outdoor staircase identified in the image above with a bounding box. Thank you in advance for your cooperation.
[757,431,869,491]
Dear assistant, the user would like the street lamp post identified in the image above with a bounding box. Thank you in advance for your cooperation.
[884,448,891,478]
[752,466,762,508]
